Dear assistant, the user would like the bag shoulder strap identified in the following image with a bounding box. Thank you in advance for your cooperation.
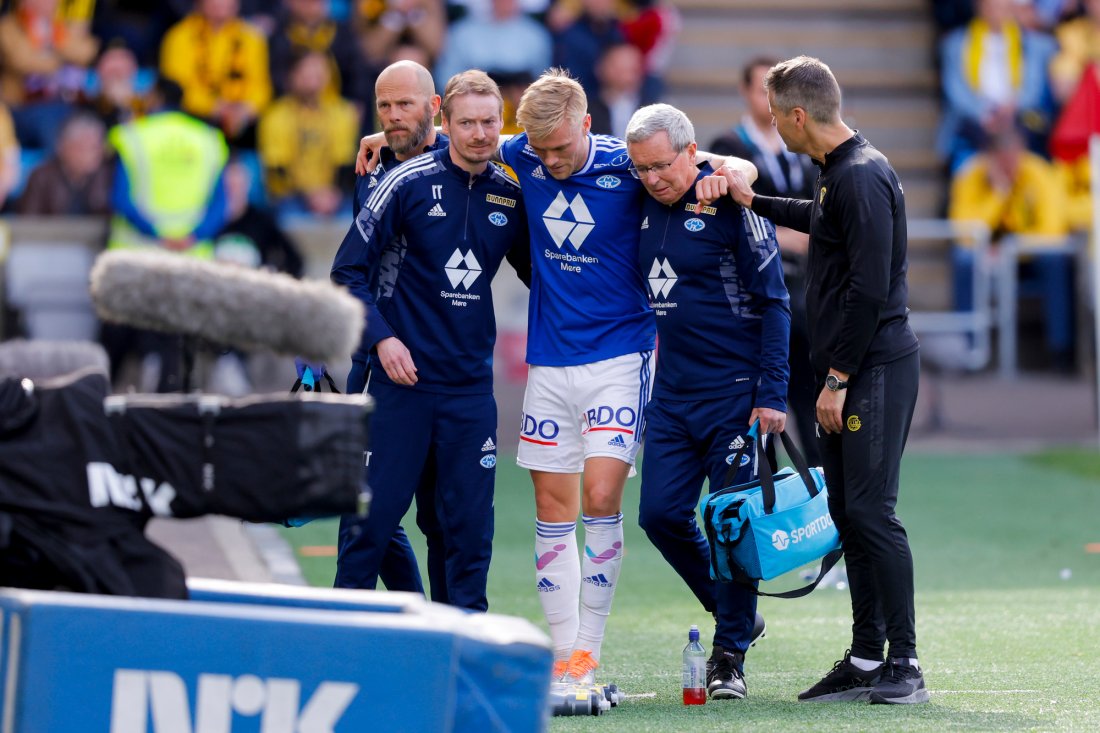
[731,548,844,599]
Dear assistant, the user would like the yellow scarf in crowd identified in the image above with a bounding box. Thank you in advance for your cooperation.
[965,18,1022,91]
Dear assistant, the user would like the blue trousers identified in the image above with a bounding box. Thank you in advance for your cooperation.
[336,360,447,602]
[638,393,759,652]
[335,379,497,611]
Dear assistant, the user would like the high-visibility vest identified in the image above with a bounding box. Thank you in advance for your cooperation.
[108,111,228,258]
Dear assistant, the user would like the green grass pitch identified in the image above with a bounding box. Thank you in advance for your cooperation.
[280,449,1100,731]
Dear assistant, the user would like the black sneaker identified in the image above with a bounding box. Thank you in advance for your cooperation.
[797,651,883,702]
[706,647,747,700]
[869,659,930,704]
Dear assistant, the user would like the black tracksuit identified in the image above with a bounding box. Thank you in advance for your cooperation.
[751,132,921,660]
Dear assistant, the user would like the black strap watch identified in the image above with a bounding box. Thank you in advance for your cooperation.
[825,374,848,392]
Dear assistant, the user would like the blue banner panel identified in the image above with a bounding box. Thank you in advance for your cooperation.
[0,588,551,733]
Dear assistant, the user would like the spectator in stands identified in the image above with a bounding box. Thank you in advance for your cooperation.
[355,0,447,69]
[0,0,100,150]
[618,0,678,99]
[159,0,273,147]
[434,0,552,85]
[82,44,146,129]
[938,0,1056,170]
[269,0,368,108]
[102,76,229,392]
[588,41,647,136]
[0,102,19,210]
[215,157,303,276]
[107,76,228,255]
[205,157,305,395]
[1050,0,1100,103]
[258,51,358,219]
[708,56,820,465]
[551,0,625,99]
[17,111,111,215]
[949,122,1075,369]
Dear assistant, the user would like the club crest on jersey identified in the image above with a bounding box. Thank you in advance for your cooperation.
[725,452,752,466]
[684,217,705,232]
[596,175,621,189]
[480,454,497,469]
[488,211,508,226]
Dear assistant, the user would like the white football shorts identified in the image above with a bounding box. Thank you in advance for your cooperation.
[517,350,654,473]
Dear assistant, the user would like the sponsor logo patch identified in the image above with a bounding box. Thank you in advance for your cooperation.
[428,202,447,217]
[583,573,613,587]
[481,437,496,451]
[542,191,595,249]
[444,249,482,289]
[647,257,677,299]
[537,576,561,592]
[486,193,516,208]
[847,415,862,432]
[685,202,717,215]
[607,434,627,448]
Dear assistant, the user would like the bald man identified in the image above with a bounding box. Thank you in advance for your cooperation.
[338,60,452,602]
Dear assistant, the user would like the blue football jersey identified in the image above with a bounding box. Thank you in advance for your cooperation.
[332,148,529,394]
[500,132,655,366]
[637,164,791,407]
[352,133,450,216]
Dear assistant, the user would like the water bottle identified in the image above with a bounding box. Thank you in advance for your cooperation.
[682,625,706,705]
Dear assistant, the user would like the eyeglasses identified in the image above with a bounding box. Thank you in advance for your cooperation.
[629,149,683,179]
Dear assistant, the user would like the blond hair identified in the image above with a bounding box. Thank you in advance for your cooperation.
[516,68,587,140]
[441,69,503,119]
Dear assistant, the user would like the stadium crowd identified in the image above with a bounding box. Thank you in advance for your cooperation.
[0,0,678,219]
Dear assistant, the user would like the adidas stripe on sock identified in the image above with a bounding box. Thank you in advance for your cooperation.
[535,519,580,662]
[575,513,624,662]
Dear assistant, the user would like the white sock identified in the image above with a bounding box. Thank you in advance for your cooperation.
[574,513,624,662]
[851,655,883,671]
[535,519,580,661]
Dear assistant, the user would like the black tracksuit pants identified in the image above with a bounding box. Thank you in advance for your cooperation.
[816,350,920,660]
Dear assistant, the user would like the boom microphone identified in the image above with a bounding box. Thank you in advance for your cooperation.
[0,339,110,380]
[89,250,365,363]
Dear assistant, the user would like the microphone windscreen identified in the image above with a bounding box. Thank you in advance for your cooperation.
[0,339,110,380]
[89,250,365,362]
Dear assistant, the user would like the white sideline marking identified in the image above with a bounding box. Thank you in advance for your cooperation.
[932,690,1040,695]
[623,692,657,699]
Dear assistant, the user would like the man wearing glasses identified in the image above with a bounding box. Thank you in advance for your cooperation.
[625,103,790,700]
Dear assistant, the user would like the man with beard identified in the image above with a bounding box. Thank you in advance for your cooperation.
[338,59,450,600]
[332,70,531,611]
[353,60,447,213]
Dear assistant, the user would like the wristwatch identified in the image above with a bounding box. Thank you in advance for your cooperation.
[825,374,848,392]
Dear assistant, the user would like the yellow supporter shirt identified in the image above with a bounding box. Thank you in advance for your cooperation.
[949,151,1068,239]
[258,95,358,198]
[160,14,272,119]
